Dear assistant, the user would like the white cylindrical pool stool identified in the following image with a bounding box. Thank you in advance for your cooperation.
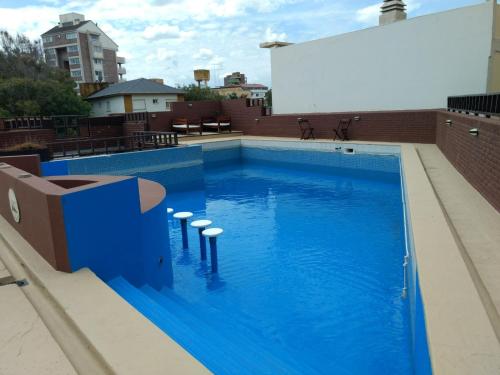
[191,220,212,261]
[202,228,223,273]
[173,212,193,249]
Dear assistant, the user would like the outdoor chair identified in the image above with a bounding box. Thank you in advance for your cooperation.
[171,117,202,135]
[333,118,352,141]
[297,118,315,140]
[202,116,232,133]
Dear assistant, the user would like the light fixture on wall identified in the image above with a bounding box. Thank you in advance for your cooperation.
[469,128,479,137]
[353,116,361,121]
[188,103,193,108]
[446,119,452,127]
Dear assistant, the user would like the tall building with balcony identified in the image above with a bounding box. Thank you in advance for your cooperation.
[41,13,126,87]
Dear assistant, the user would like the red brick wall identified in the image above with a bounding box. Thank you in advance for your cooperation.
[0,129,56,149]
[221,99,437,143]
[436,111,500,212]
[148,100,221,131]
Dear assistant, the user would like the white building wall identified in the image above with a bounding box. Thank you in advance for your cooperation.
[90,96,125,117]
[271,3,494,114]
[131,94,179,112]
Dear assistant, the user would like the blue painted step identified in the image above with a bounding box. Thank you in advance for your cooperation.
[141,284,321,375]
[109,277,316,375]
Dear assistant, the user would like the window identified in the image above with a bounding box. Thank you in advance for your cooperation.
[69,57,80,65]
[153,98,158,104]
[95,70,103,82]
[106,101,111,112]
[165,100,172,111]
[90,34,99,41]
[67,45,79,52]
[70,70,81,77]
[66,32,77,40]
[93,58,102,65]
[42,36,53,43]
[94,45,102,53]
[45,48,55,56]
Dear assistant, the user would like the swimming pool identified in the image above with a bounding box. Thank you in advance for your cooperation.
[104,141,431,374]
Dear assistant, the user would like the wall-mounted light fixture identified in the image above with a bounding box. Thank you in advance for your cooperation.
[188,103,193,108]
[353,116,361,121]
[446,119,452,127]
[469,128,479,137]
[151,113,157,118]
[255,118,260,124]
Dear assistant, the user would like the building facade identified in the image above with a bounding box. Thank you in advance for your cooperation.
[266,1,500,114]
[215,84,268,99]
[223,72,247,86]
[86,78,185,117]
[41,13,126,88]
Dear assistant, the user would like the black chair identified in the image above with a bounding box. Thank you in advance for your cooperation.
[333,118,352,141]
[297,118,315,140]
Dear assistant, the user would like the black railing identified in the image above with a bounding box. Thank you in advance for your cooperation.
[1,116,53,130]
[448,93,500,117]
[47,131,178,159]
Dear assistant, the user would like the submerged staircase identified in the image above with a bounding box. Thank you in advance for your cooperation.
[108,277,320,375]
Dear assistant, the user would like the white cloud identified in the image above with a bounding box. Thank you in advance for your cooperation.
[143,24,193,40]
[264,27,287,42]
[194,48,214,60]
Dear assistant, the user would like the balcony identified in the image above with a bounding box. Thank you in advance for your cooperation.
[116,56,126,64]
[117,67,126,75]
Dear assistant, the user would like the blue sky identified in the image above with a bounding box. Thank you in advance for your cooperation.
[0,0,482,87]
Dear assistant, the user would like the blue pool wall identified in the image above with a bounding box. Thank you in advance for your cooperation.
[400,159,433,375]
[42,145,204,192]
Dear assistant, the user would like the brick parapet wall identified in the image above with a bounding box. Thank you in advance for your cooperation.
[148,100,222,131]
[0,129,56,149]
[221,99,437,143]
[436,111,500,211]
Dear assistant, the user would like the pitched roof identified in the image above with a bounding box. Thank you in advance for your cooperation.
[42,21,91,36]
[86,78,185,100]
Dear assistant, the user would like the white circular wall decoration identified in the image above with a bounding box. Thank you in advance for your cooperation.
[8,188,20,223]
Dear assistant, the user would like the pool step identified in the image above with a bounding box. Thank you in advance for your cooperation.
[109,277,314,375]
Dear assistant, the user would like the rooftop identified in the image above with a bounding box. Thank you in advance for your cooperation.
[86,78,185,100]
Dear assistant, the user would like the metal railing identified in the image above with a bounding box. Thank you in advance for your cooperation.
[448,93,500,117]
[1,116,53,130]
[47,131,178,159]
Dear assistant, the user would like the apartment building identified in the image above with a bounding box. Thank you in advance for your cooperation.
[41,13,126,87]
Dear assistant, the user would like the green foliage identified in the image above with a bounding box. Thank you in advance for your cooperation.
[178,84,224,101]
[0,30,90,117]
[265,89,272,107]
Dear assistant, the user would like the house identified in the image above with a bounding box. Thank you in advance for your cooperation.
[41,13,126,87]
[215,83,268,99]
[263,0,500,114]
[86,78,185,117]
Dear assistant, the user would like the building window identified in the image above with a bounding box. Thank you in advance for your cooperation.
[165,101,172,111]
[153,99,158,104]
[42,36,53,43]
[90,34,99,41]
[93,58,102,65]
[106,101,111,112]
[45,48,55,56]
[66,32,78,40]
[95,70,103,82]
[94,46,102,53]
[67,45,78,53]
[69,57,80,65]
[70,70,81,77]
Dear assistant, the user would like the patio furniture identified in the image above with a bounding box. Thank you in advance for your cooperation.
[202,116,232,133]
[333,118,352,141]
[171,117,202,135]
[297,118,315,140]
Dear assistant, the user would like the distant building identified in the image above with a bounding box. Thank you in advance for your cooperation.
[215,83,268,100]
[224,72,247,86]
[263,1,500,114]
[41,13,126,88]
[86,78,185,117]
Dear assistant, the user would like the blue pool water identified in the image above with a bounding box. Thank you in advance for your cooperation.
[109,148,422,375]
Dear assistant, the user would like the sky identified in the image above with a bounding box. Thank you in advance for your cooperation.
[0,0,483,87]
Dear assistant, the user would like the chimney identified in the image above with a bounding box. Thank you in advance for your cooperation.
[379,0,407,26]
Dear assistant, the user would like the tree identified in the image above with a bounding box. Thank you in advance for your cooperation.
[227,92,239,100]
[178,84,224,101]
[0,30,90,117]
[265,89,272,107]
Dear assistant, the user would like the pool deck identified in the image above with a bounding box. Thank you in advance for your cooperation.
[0,136,499,374]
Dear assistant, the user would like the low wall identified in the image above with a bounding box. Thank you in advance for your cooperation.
[148,101,222,131]
[436,111,500,212]
[221,99,437,143]
[0,129,56,148]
